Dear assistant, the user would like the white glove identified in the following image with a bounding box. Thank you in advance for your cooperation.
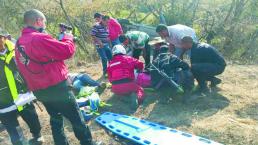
[14,92,36,107]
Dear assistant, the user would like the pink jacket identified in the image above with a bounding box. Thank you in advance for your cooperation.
[108,18,123,41]
[107,55,143,82]
[15,27,75,91]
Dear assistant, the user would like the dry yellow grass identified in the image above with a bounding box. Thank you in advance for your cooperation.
[0,63,257,145]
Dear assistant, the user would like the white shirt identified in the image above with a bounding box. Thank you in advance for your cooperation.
[165,24,198,48]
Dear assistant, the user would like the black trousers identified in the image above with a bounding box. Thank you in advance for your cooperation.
[132,40,151,68]
[0,104,41,145]
[191,63,225,88]
[33,80,92,145]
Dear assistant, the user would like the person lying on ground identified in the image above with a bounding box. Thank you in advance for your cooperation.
[180,36,226,93]
[119,31,151,68]
[107,44,145,106]
[68,73,107,95]
[150,44,194,98]
[0,29,43,145]
[156,24,198,59]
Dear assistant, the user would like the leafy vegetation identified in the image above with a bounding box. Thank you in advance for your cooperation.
[0,0,257,62]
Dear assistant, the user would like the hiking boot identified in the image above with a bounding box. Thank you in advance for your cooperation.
[28,136,44,145]
[194,84,210,95]
[96,82,107,94]
[210,77,222,87]
[0,123,5,132]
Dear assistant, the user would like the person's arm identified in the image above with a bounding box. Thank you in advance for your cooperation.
[169,55,190,70]
[91,26,103,48]
[91,36,103,48]
[136,40,145,49]
[31,34,75,61]
[112,19,123,35]
[131,57,144,71]
[168,43,175,54]
[179,48,188,60]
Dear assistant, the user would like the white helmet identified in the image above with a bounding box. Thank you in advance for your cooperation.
[112,44,126,55]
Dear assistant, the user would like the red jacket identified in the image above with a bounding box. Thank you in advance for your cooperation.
[108,18,123,41]
[15,27,75,91]
[107,55,143,82]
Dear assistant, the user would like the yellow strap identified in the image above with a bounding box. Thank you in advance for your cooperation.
[4,65,23,111]
[5,50,14,64]
[3,41,23,111]
[5,40,14,52]
[0,56,5,61]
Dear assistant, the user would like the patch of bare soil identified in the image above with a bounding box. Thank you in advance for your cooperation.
[1,63,258,145]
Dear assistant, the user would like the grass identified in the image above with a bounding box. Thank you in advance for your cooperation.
[0,63,257,145]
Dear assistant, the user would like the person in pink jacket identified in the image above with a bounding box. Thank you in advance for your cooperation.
[102,15,123,47]
[15,9,96,145]
[107,45,144,106]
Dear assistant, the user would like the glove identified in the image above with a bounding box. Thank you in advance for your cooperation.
[14,92,36,107]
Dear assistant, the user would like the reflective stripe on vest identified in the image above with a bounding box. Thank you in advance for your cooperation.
[1,40,23,111]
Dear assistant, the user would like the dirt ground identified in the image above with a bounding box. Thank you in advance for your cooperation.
[0,63,257,145]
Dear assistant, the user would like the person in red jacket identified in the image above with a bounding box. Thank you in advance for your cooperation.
[15,9,96,145]
[102,15,123,47]
[107,45,145,106]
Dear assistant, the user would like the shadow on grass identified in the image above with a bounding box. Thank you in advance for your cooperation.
[146,90,230,128]
[235,103,258,121]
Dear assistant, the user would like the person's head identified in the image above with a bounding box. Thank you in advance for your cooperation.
[112,44,126,56]
[0,29,8,51]
[159,44,170,53]
[156,24,169,38]
[24,9,46,32]
[102,15,110,26]
[119,35,129,46]
[181,36,194,50]
[94,12,103,23]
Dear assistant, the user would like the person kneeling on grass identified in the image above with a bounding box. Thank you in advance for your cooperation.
[180,36,226,93]
[107,44,145,106]
[150,44,194,102]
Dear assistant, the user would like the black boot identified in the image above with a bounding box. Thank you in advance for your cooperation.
[210,77,222,87]
[28,134,44,145]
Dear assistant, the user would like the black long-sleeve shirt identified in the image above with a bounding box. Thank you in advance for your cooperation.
[190,43,226,67]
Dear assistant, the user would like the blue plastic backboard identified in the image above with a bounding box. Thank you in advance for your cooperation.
[95,112,223,145]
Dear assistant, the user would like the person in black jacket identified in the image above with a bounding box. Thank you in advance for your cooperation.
[0,30,43,145]
[150,45,194,95]
[181,36,226,92]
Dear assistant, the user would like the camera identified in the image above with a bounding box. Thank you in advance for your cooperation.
[58,23,79,42]
[59,23,73,31]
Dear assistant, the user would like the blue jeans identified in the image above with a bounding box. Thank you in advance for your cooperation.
[73,74,100,91]
[111,38,120,47]
[96,44,112,74]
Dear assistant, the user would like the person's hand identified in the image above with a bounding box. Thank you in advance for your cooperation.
[98,42,104,48]
[63,33,74,40]
[168,43,175,53]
